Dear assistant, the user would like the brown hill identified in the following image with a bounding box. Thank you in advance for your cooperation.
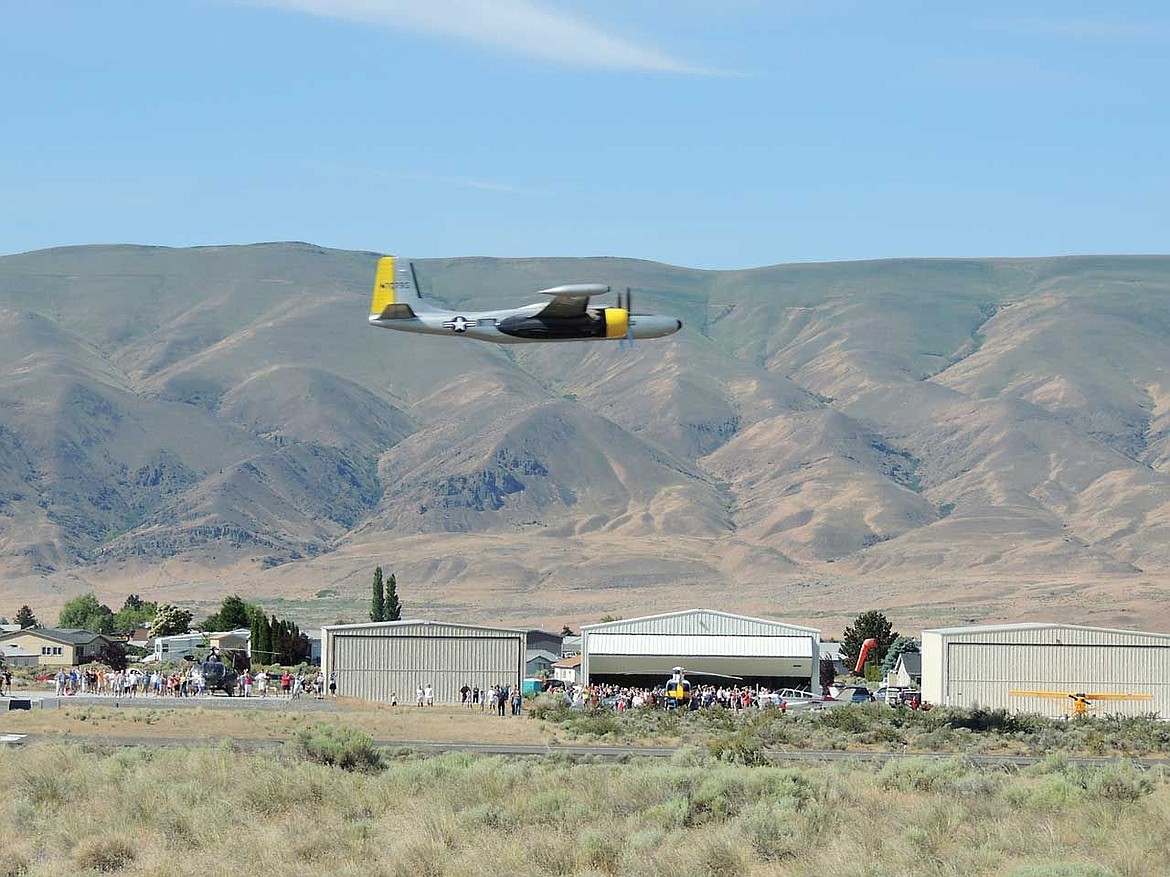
[2,244,1169,634]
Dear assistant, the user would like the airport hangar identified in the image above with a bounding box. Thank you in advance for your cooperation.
[321,620,526,704]
[922,622,1170,718]
[581,609,821,692]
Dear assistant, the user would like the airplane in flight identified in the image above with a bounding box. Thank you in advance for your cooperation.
[368,256,682,344]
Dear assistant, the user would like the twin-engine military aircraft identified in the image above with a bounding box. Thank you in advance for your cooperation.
[368,256,682,344]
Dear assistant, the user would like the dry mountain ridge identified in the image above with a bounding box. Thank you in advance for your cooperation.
[2,244,1170,631]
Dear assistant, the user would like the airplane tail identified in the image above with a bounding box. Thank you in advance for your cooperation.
[369,256,439,320]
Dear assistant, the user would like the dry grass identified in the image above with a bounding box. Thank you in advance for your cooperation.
[1,741,1166,876]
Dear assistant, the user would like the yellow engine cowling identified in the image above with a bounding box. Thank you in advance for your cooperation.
[603,307,629,339]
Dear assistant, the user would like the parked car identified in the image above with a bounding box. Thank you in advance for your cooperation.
[834,685,875,703]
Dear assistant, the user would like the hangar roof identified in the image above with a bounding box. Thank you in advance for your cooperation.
[322,619,527,636]
[582,608,819,637]
[924,622,1170,640]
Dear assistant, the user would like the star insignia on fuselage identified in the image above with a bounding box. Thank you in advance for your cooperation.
[442,315,476,333]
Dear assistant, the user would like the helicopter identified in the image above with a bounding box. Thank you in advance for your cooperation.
[663,667,745,709]
[665,667,693,708]
[199,647,240,696]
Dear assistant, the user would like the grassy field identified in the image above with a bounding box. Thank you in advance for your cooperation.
[0,700,554,746]
[1,736,1166,876]
[529,698,1170,759]
[8,697,1170,760]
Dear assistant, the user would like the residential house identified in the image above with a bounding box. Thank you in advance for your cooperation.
[0,644,39,668]
[526,649,559,678]
[552,654,582,685]
[0,627,116,667]
[890,652,922,689]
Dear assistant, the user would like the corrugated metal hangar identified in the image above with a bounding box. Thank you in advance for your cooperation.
[582,609,821,692]
[922,623,1170,718]
[321,619,526,704]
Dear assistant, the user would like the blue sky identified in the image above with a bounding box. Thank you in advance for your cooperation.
[2,1,1167,269]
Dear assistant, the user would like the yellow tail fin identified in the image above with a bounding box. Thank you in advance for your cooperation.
[370,256,397,317]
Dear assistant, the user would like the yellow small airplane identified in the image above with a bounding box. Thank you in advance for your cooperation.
[1009,689,1154,718]
[368,256,682,344]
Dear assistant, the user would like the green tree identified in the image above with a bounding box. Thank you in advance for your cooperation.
[149,603,193,638]
[370,567,385,622]
[92,641,128,671]
[841,610,898,671]
[113,594,157,633]
[58,593,116,634]
[560,625,575,636]
[385,573,401,622]
[820,656,837,691]
[249,612,264,665]
[14,605,38,629]
[881,635,920,675]
[200,594,258,632]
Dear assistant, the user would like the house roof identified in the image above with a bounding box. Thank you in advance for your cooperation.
[554,655,583,668]
[0,627,109,646]
[895,652,922,674]
[526,649,560,664]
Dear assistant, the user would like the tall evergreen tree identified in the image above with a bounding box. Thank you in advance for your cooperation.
[370,566,385,622]
[385,573,401,621]
[841,610,898,670]
[266,615,278,663]
[881,635,921,674]
[14,605,38,629]
[249,613,263,665]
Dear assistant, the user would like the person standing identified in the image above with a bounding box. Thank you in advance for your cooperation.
[497,685,507,716]
[424,683,434,706]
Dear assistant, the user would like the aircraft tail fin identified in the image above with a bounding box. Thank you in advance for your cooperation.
[370,256,439,320]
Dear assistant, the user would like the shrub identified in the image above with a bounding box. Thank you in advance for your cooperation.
[287,723,382,772]
[707,731,767,766]
[580,829,622,874]
[74,836,136,872]
[1086,764,1154,803]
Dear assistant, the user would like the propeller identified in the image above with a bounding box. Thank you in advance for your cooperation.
[619,286,634,350]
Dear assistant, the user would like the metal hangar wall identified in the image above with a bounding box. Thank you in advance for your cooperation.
[921,622,1170,718]
[581,609,821,692]
[321,619,526,704]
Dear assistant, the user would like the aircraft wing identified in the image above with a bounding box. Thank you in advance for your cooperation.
[533,283,611,319]
[1084,692,1154,701]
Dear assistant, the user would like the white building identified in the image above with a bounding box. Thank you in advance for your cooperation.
[921,623,1170,718]
[553,655,582,685]
[150,632,209,662]
[581,609,821,693]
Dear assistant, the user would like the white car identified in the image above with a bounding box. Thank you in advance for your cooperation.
[758,688,824,709]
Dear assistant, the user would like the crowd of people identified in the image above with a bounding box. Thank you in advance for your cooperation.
[456,683,523,715]
[41,665,329,699]
[565,682,799,712]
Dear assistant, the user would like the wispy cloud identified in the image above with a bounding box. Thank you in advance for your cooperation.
[246,0,717,73]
